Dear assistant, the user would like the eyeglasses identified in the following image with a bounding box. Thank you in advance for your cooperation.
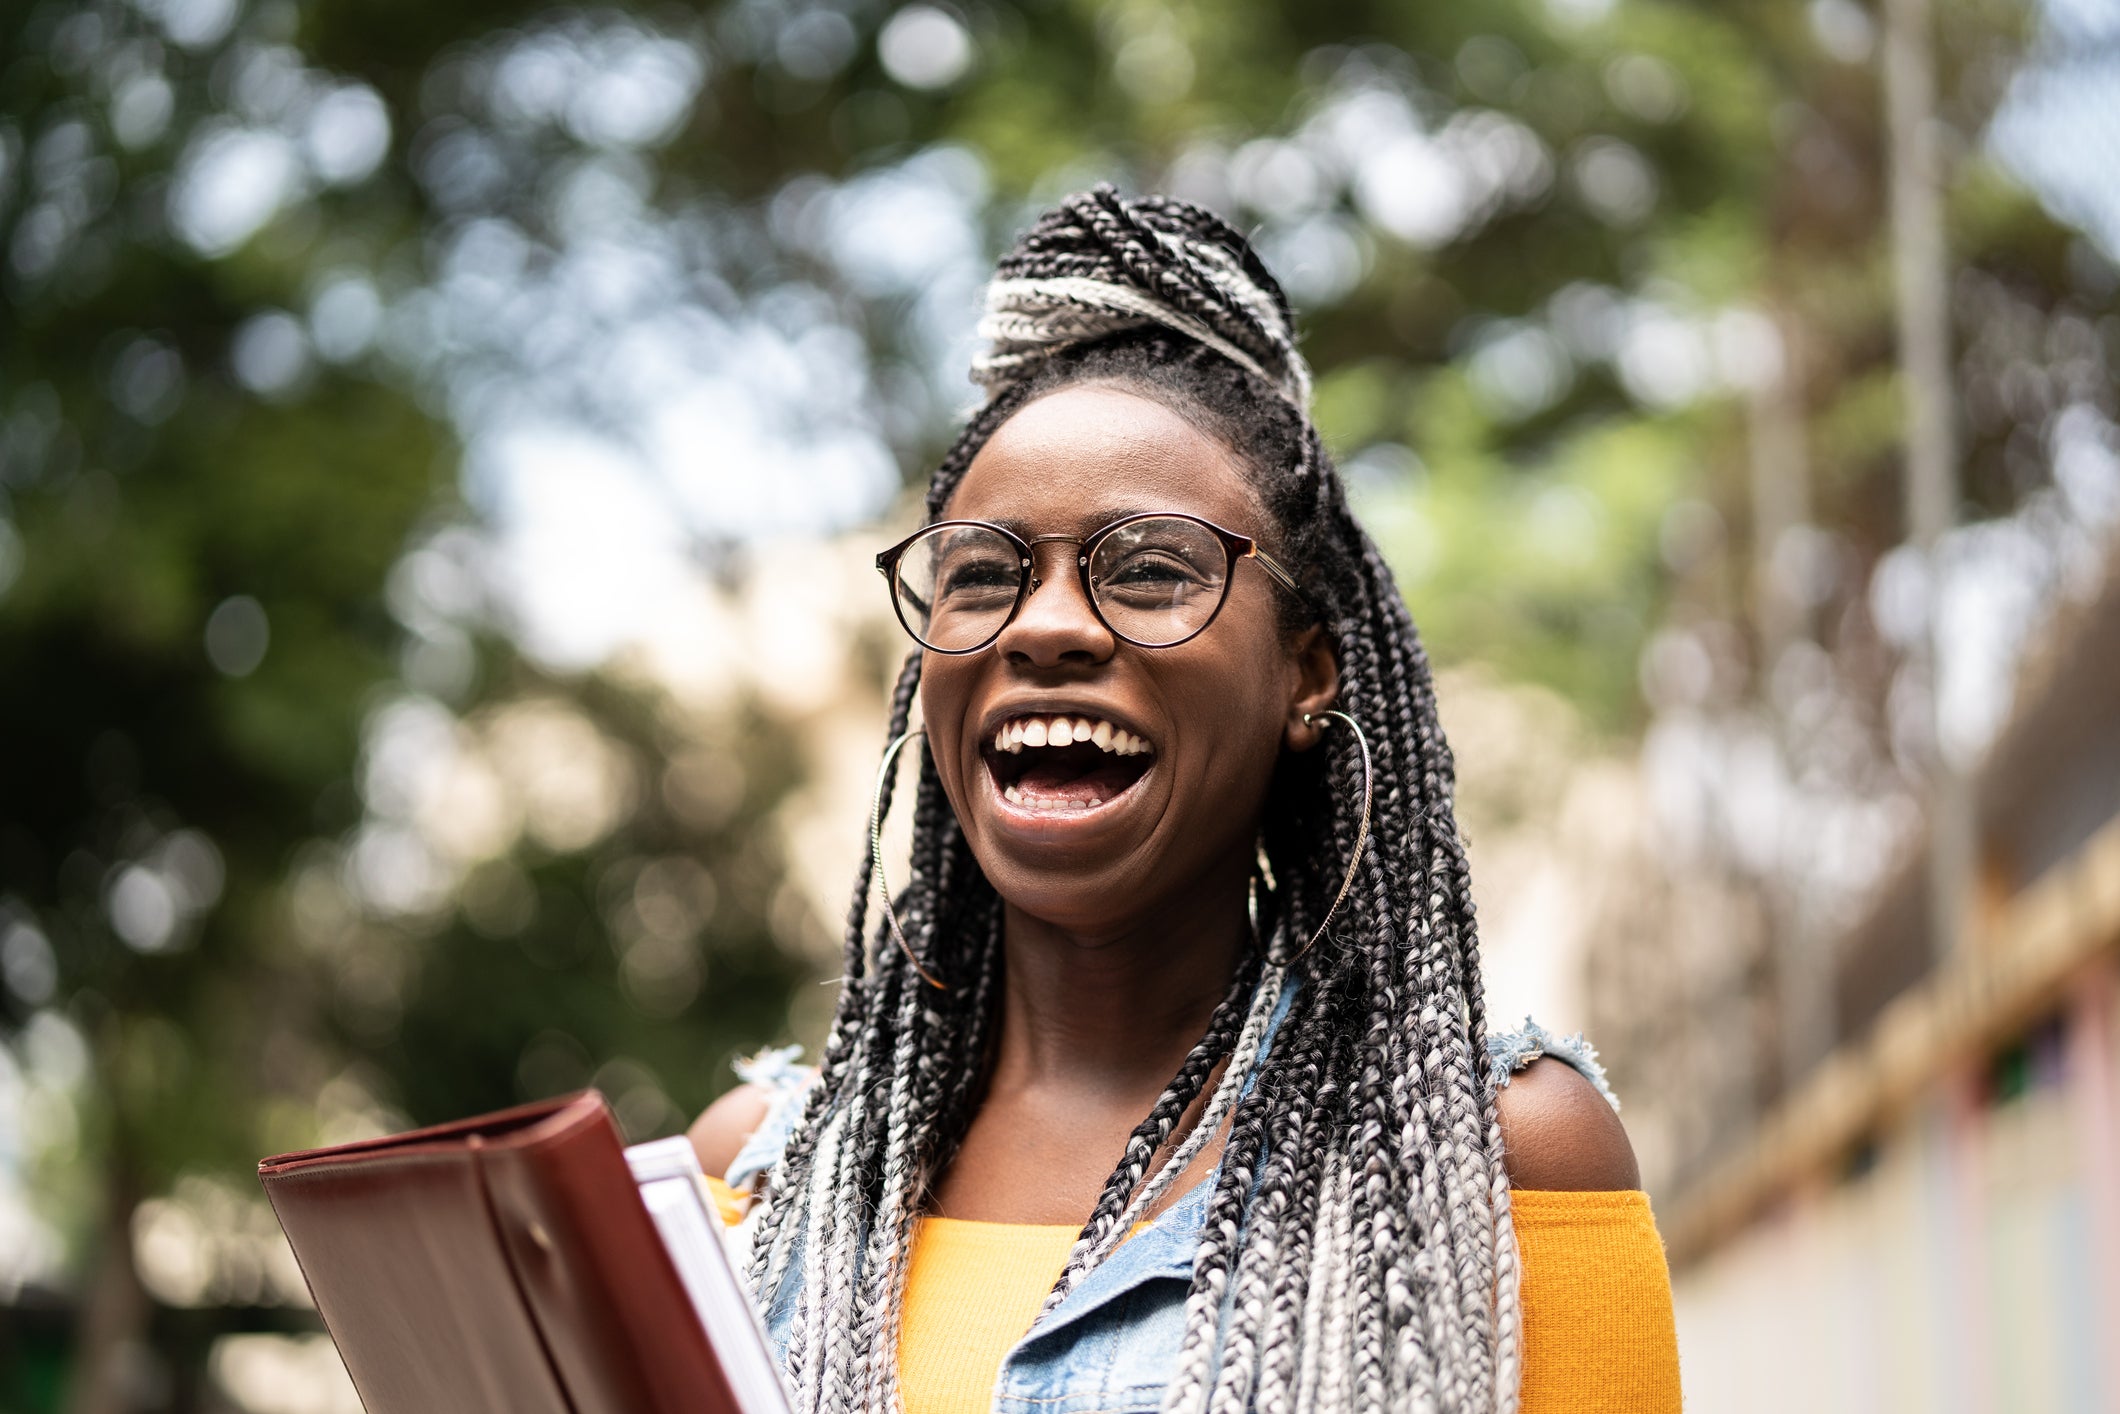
[875,512,1309,655]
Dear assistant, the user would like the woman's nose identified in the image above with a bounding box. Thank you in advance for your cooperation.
[996,544,1114,666]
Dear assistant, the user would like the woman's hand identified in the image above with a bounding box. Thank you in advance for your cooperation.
[1495,1059,1641,1191]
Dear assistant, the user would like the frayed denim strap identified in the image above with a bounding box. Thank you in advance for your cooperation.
[1486,1017,1620,1113]
[724,1044,820,1190]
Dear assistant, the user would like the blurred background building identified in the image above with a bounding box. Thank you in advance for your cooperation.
[0,0,2114,1408]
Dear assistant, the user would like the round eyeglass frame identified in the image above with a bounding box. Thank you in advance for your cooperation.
[874,511,1312,655]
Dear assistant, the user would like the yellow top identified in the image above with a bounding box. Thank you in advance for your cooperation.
[1509,1189,1682,1413]
[704,1182,1681,1414]
[898,1215,1084,1411]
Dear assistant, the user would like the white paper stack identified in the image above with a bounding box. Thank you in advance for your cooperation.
[624,1136,792,1414]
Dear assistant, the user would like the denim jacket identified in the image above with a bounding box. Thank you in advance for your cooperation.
[722,1009,1615,1414]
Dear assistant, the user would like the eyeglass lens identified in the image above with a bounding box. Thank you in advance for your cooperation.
[892,517,1233,652]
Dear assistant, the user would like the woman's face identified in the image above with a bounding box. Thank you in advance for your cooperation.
[921,384,1336,938]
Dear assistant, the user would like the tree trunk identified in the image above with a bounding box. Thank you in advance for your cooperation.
[62,1161,150,1414]
[1882,0,1973,965]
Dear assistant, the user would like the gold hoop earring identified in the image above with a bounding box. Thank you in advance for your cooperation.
[1246,838,1271,940]
[871,729,948,991]
[1285,709,1374,964]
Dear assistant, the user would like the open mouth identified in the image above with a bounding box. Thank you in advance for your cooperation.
[982,713,1156,816]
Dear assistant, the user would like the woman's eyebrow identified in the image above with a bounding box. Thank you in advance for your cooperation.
[990,507,1154,537]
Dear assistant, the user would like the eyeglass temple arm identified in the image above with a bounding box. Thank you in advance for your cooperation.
[1247,546,1307,599]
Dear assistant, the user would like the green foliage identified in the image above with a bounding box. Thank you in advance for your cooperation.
[331,665,814,1141]
[1355,412,1694,716]
[1,5,820,1401]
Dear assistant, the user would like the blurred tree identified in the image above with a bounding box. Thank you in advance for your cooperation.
[0,3,452,1396]
[0,3,813,1409]
[279,0,2098,732]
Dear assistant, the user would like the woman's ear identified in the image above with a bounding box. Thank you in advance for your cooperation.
[1282,626,1340,753]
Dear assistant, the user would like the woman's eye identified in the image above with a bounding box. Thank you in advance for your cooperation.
[938,559,1018,597]
[1107,551,1206,586]
[1100,551,1217,609]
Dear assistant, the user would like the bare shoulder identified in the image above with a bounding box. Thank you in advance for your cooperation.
[1495,1057,1640,1191]
[687,1082,775,1179]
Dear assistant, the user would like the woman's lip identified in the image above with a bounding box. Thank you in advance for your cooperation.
[978,755,1155,842]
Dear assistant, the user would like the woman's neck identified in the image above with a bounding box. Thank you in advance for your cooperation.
[989,882,1252,1102]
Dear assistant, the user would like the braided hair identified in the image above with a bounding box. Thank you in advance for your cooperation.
[742,187,1520,1414]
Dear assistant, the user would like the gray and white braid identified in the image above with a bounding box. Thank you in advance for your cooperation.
[743,186,1519,1414]
[974,191,1313,408]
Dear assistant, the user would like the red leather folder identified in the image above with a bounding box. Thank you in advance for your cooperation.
[259,1091,749,1414]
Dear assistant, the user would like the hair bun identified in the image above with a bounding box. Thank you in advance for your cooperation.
[971,186,1314,409]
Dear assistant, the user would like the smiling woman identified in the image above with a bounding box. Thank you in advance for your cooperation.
[690,188,1679,1414]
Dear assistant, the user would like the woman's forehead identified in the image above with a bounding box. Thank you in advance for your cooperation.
[945,384,1266,533]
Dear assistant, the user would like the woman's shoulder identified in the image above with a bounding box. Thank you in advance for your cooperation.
[1487,1019,1639,1192]
[688,1082,778,1178]
[686,1044,819,1183]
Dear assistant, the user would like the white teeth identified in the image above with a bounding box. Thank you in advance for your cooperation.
[989,715,1153,757]
[1005,784,1023,803]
